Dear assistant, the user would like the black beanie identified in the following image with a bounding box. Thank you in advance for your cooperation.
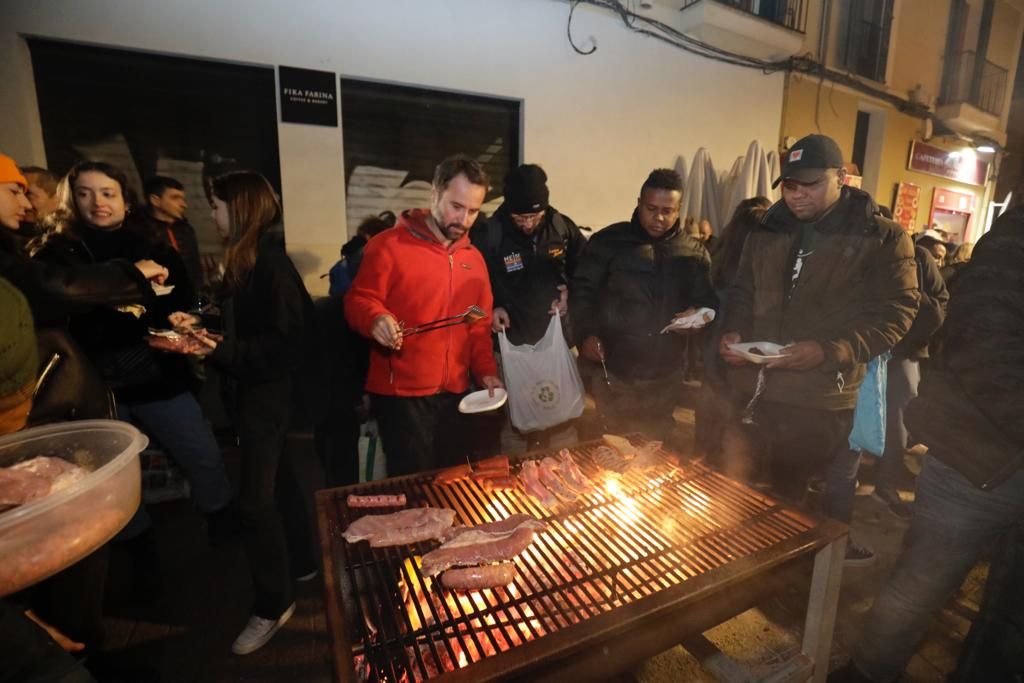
[504,164,549,214]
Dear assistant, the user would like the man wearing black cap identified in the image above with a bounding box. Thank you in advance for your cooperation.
[719,134,918,561]
[573,168,717,444]
[471,164,586,346]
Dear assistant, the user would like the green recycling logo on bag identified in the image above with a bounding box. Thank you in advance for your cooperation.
[531,380,559,410]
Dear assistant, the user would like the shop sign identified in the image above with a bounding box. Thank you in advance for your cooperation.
[279,66,337,126]
[907,141,988,186]
[932,187,976,213]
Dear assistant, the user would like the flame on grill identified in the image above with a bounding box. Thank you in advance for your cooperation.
[388,556,546,679]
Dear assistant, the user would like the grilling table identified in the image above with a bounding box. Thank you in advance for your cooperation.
[316,436,847,683]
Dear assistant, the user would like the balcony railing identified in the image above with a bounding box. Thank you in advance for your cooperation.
[679,0,807,34]
[942,50,1008,116]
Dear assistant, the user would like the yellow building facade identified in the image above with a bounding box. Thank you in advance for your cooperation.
[778,0,1024,244]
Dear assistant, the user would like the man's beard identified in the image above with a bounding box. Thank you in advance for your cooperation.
[431,207,465,240]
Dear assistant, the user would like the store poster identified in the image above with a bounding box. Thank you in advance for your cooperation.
[892,182,920,232]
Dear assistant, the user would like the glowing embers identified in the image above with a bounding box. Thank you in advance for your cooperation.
[365,557,546,681]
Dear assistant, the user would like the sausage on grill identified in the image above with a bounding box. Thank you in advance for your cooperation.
[440,562,516,590]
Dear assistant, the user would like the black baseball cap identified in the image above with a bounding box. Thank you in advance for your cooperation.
[772,134,845,188]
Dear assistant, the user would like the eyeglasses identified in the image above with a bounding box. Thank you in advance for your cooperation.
[510,211,545,225]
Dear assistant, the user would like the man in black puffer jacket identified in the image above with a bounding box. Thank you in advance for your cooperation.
[572,168,717,442]
[832,204,1024,683]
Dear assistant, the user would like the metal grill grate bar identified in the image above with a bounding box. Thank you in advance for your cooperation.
[325,436,827,681]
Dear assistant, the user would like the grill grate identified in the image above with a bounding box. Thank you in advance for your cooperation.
[319,436,826,682]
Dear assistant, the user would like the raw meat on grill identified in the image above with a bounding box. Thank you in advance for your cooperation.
[631,441,664,470]
[539,457,577,501]
[592,445,631,473]
[433,464,472,485]
[343,507,457,547]
[480,475,518,493]
[473,454,510,474]
[420,525,537,577]
[441,514,546,543]
[347,493,406,508]
[602,434,637,457]
[557,449,594,494]
[519,460,558,508]
[441,562,517,590]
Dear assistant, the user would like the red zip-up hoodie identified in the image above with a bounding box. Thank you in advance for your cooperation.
[345,209,497,396]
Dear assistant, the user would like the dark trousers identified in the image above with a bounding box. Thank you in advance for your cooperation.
[235,380,314,619]
[314,400,361,489]
[25,545,109,652]
[721,401,853,504]
[877,357,920,492]
[371,393,470,476]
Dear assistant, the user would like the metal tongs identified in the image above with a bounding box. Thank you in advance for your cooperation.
[399,305,486,337]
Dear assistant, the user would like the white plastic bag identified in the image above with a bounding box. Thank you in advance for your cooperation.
[499,315,584,432]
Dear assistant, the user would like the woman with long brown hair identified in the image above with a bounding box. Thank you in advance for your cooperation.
[171,170,316,655]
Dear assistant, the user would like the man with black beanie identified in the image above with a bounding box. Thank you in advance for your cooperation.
[471,164,586,347]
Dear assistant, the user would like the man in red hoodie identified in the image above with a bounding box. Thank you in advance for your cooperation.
[345,155,503,475]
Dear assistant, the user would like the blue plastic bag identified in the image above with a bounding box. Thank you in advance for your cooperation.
[848,351,891,456]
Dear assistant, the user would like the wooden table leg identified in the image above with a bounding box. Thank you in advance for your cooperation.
[801,536,847,683]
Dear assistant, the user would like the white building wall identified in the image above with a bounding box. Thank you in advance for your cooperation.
[0,0,784,293]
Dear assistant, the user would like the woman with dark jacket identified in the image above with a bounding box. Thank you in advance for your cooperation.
[31,162,232,537]
[171,171,316,655]
[1,153,167,330]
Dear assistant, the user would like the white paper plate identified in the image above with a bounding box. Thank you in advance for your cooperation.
[660,307,716,333]
[727,342,786,364]
[152,283,175,296]
[458,388,508,414]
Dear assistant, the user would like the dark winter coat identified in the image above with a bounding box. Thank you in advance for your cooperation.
[1,228,149,323]
[31,223,195,403]
[471,206,586,345]
[722,186,919,410]
[131,209,203,295]
[906,206,1024,489]
[892,246,948,360]
[571,214,717,380]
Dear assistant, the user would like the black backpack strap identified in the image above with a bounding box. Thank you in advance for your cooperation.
[486,216,502,253]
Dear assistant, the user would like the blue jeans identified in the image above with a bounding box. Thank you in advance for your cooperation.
[118,392,232,518]
[876,358,920,492]
[852,456,1024,681]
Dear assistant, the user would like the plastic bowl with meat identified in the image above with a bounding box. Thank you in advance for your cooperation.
[0,420,147,596]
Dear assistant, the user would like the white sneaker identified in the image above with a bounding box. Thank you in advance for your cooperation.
[231,602,295,655]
